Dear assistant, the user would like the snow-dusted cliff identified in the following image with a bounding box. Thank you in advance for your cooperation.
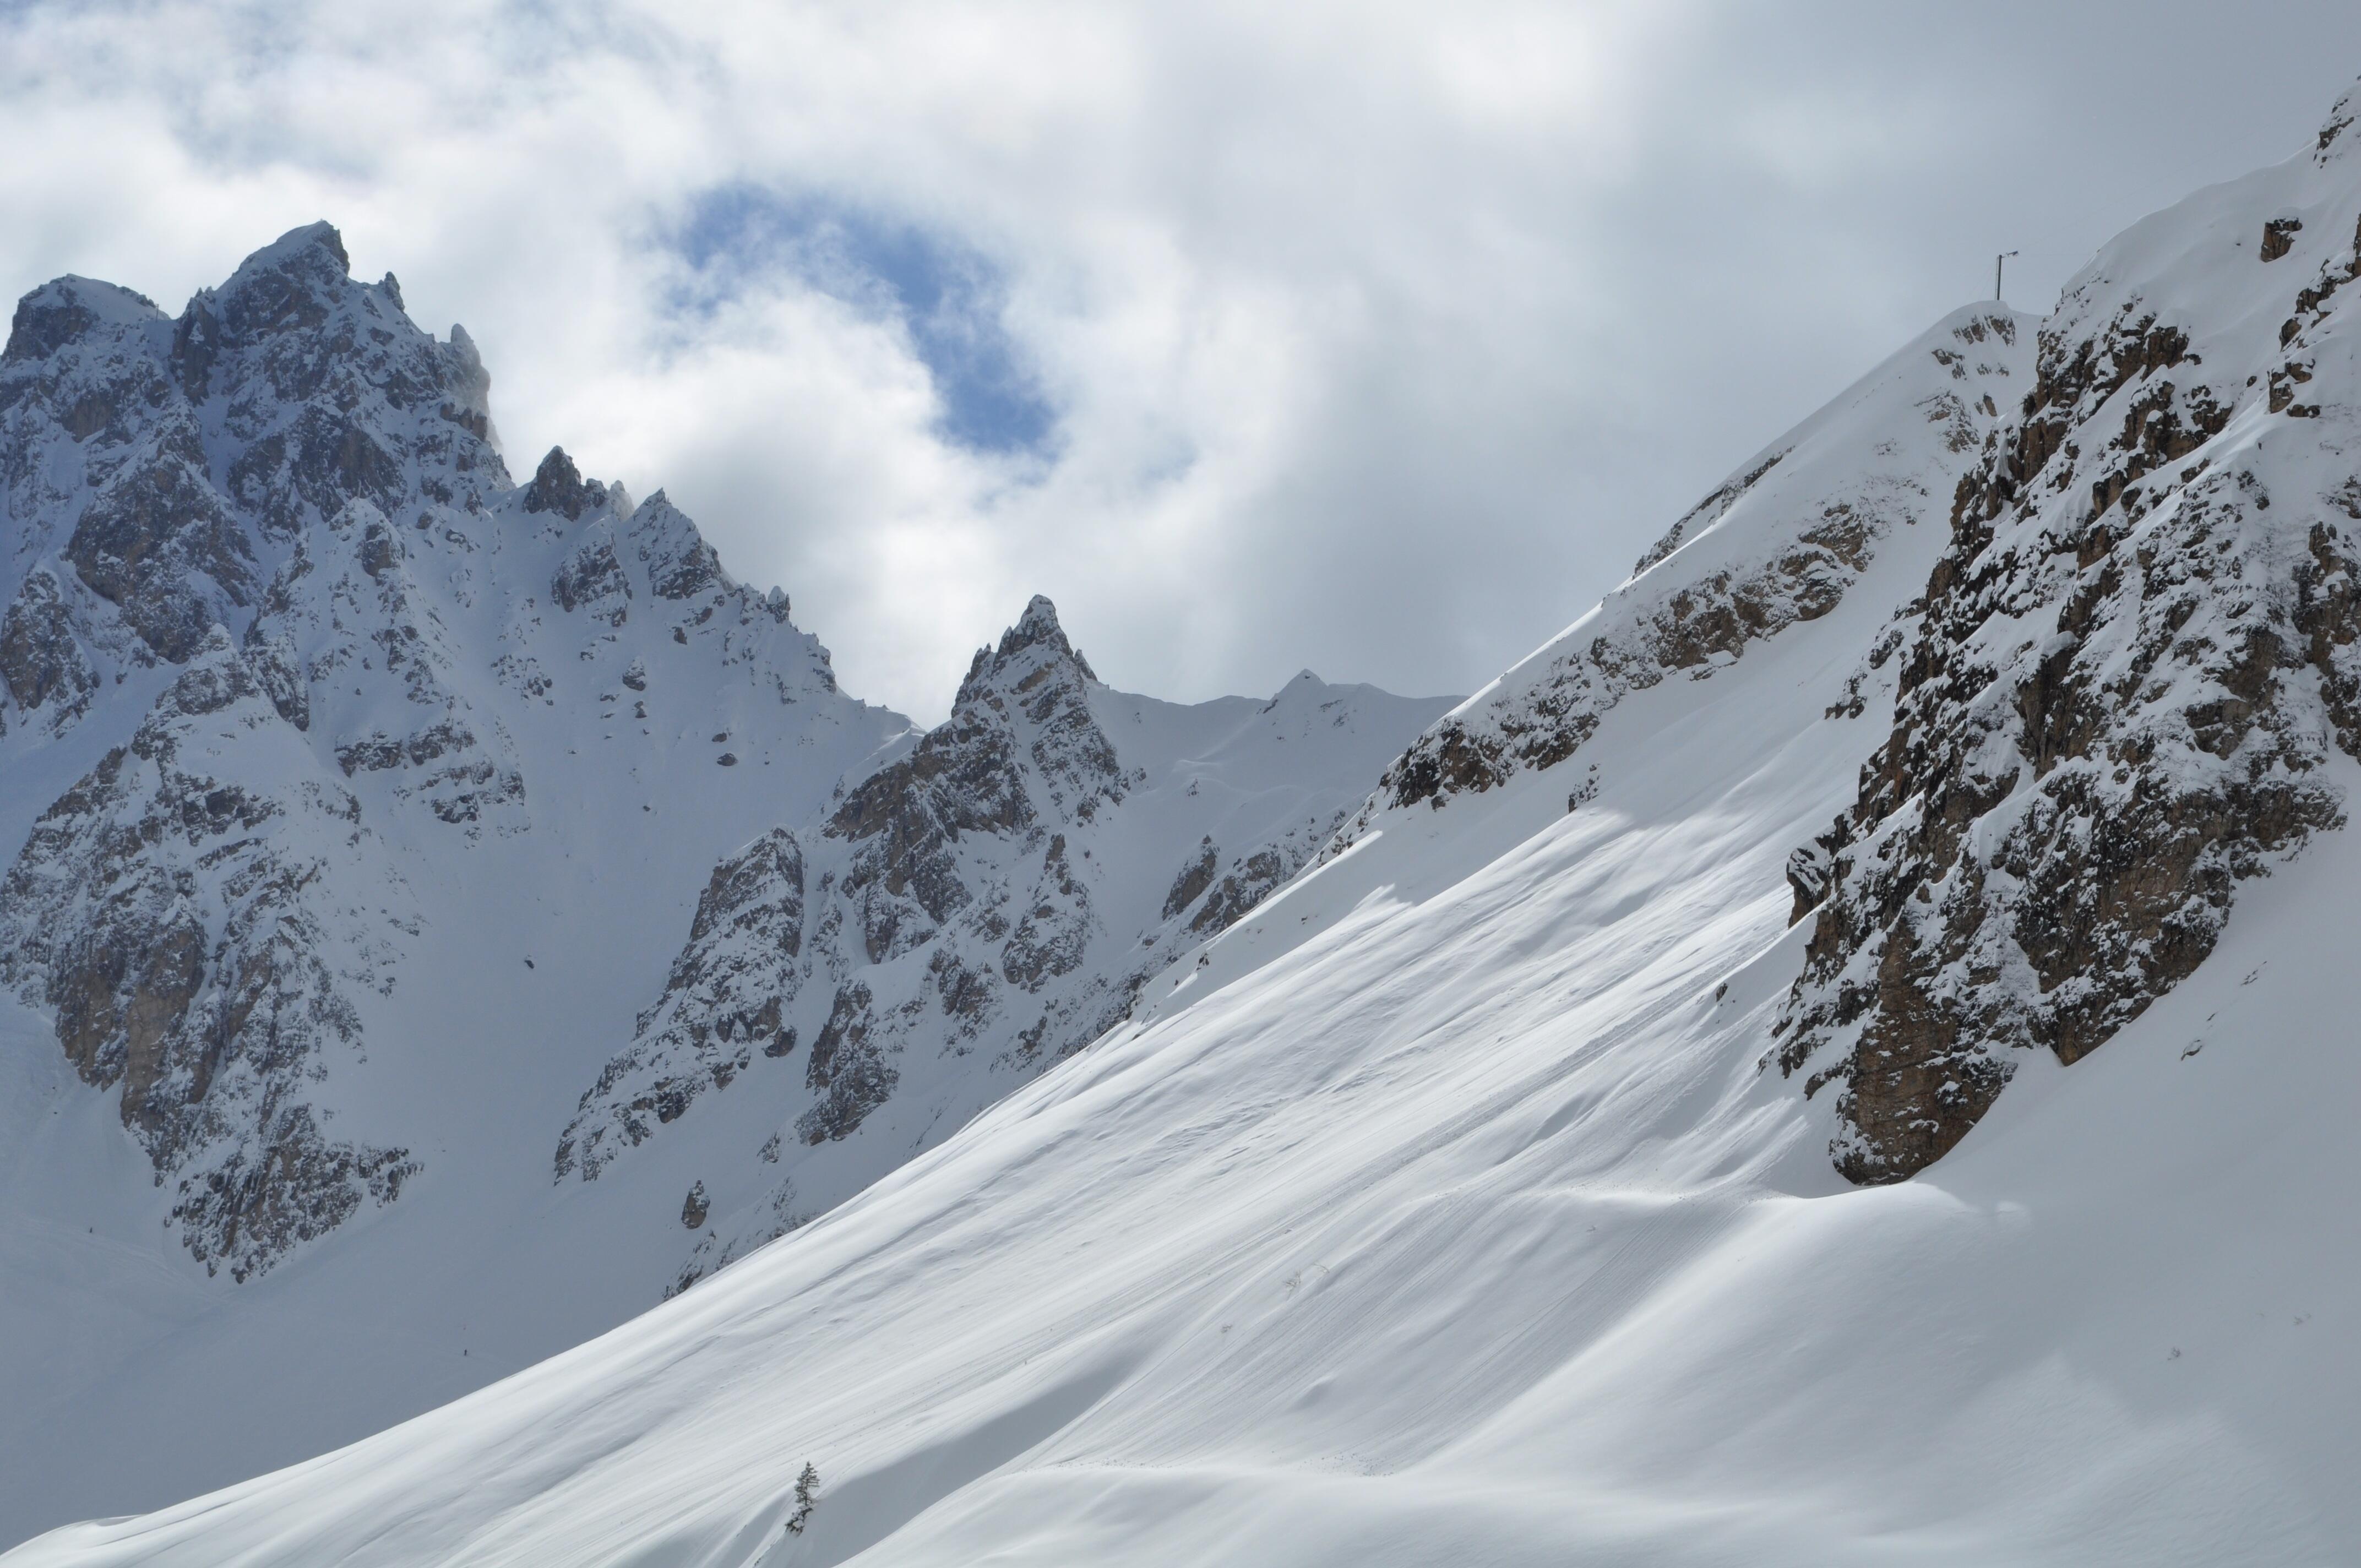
[1778,81,2361,1180]
[1331,302,2026,839]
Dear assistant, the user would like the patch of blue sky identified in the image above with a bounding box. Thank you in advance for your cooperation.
[668,184,1057,459]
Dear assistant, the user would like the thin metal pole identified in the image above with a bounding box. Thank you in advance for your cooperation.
[1995,250,2019,302]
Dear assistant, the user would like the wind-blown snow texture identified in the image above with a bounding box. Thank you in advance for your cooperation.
[0,227,1450,1543]
[15,86,2361,1568]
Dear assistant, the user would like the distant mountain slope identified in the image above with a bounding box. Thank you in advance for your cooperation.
[0,228,1450,1545]
[22,82,2361,1568]
[560,597,1454,1295]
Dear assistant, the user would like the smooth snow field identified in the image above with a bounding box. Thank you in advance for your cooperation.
[10,405,2354,1564]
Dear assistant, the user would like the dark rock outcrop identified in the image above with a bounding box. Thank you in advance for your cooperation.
[1777,134,2361,1181]
[826,596,1119,967]
[1161,837,1219,921]
[798,982,894,1144]
[0,568,99,721]
[0,633,415,1280]
[522,445,593,520]
[556,829,807,1180]
[553,532,632,624]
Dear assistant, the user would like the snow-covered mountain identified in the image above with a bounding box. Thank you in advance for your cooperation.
[15,79,2361,1568]
[561,598,1453,1297]
[0,226,1452,1544]
[0,222,907,1283]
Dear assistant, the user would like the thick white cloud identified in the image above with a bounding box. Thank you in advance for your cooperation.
[5,1,2359,719]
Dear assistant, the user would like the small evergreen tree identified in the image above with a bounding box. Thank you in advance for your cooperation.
[785,1462,820,1536]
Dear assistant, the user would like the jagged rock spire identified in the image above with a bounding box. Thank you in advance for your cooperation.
[1001,594,1069,656]
[955,595,1097,710]
[524,446,592,519]
[258,220,350,274]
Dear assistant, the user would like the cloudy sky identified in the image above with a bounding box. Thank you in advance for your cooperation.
[6,2,2360,721]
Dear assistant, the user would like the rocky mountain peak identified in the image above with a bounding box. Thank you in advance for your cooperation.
[1002,593,1081,662]
[524,445,599,520]
[0,221,888,1280]
[242,219,352,276]
[186,222,369,371]
[953,593,1097,710]
[1260,669,1326,712]
[945,596,1123,821]
[219,222,352,300]
[829,594,1123,878]
[3,277,166,366]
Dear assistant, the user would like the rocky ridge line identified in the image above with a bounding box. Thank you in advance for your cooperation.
[1325,306,2027,853]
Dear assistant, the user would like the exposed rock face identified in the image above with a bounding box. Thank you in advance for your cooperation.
[820,599,1118,995]
[522,446,594,520]
[552,529,632,625]
[0,568,98,724]
[798,979,893,1145]
[67,447,258,661]
[1161,836,1219,921]
[2,276,255,671]
[558,597,1135,1175]
[1188,846,1293,936]
[0,631,416,1280]
[1777,99,2361,1181]
[553,829,807,1179]
[0,229,501,1276]
[0,224,897,1277]
[1330,307,2028,847]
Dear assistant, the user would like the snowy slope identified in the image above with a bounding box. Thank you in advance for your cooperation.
[14,142,2357,1561]
[17,83,2361,1568]
[0,231,1450,1546]
[17,655,2357,1565]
